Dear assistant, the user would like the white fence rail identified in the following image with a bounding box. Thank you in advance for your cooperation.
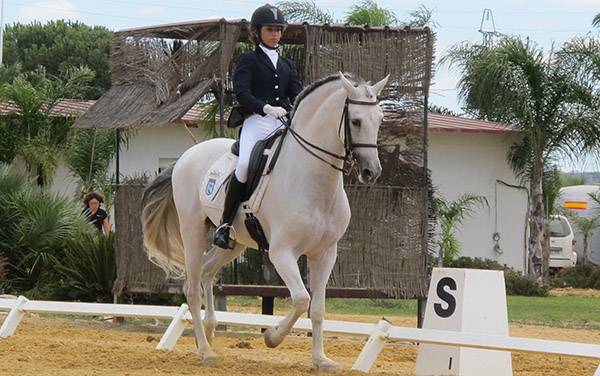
[1,296,599,375]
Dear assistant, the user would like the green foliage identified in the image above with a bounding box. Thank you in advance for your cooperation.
[428,104,461,117]
[432,193,488,265]
[551,264,600,289]
[0,67,94,186]
[64,127,117,196]
[276,0,334,24]
[0,164,90,298]
[560,172,586,187]
[54,231,116,302]
[594,13,600,28]
[346,0,397,26]
[543,165,562,216]
[3,20,112,99]
[446,257,550,296]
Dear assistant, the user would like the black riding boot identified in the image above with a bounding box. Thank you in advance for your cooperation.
[213,174,246,249]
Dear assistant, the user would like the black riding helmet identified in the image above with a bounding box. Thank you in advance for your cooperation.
[251,4,287,29]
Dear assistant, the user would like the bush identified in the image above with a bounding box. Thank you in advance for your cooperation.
[0,164,93,298]
[551,264,600,289]
[446,257,549,297]
[53,231,116,302]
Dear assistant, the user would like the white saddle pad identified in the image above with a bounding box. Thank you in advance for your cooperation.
[200,142,278,228]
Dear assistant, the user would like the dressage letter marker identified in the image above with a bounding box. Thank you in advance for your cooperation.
[415,268,512,376]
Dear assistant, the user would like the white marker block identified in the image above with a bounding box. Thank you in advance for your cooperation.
[415,268,512,376]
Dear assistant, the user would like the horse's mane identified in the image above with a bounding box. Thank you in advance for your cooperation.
[290,73,363,119]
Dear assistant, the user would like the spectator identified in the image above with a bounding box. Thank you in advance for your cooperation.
[82,192,110,234]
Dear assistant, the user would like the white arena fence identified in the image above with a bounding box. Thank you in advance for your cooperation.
[1,295,599,374]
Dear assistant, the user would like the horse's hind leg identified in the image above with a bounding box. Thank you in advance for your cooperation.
[307,245,339,372]
[263,247,310,348]
[200,243,245,343]
[181,216,218,364]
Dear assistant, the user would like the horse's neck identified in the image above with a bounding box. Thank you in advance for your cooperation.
[281,83,347,189]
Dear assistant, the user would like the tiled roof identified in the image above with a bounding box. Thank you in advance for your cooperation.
[1,99,517,134]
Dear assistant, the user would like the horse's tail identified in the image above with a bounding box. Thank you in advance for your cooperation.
[141,164,186,278]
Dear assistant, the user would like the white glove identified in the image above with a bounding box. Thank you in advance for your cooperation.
[263,104,287,118]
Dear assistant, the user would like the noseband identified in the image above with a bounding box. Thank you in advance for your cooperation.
[286,97,379,173]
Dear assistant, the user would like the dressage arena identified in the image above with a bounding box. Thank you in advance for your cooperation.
[2,302,599,375]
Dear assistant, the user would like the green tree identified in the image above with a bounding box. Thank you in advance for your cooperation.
[64,127,118,198]
[346,0,397,26]
[433,193,489,266]
[0,66,95,186]
[277,0,334,24]
[3,20,112,99]
[442,37,600,277]
[277,0,435,27]
[573,216,599,265]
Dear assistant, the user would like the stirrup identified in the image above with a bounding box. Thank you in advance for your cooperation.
[214,223,237,249]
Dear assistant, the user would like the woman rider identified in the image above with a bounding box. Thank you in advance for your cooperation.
[213,4,303,248]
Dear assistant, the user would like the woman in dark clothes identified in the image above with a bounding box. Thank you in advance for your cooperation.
[82,191,110,235]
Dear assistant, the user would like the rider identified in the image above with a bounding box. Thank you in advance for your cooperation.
[213,4,303,249]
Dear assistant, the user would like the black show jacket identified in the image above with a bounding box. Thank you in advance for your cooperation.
[233,46,303,116]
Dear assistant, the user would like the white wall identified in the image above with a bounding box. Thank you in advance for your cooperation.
[428,132,528,272]
[114,124,205,179]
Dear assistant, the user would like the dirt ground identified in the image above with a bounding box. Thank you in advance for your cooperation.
[1,311,599,376]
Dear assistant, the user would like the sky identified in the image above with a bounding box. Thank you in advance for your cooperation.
[2,0,599,170]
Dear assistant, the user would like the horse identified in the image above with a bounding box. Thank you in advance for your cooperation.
[141,72,389,371]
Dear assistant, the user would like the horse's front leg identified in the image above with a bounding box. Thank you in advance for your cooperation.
[308,244,339,372]
[263,248,310,348]
[200,244,245,343]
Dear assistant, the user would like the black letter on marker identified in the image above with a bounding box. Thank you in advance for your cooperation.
[434,277,457,318]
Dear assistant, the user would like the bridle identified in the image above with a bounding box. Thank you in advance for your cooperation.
[284,97,379,173]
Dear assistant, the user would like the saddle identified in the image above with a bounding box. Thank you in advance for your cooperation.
[200,130,286,251]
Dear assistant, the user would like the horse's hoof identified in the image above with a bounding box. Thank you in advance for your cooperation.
[314,357,340,373]
[201,351,219,365]
[263,326,281,348]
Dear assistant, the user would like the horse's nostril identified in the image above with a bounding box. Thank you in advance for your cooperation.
[362,169,372,179]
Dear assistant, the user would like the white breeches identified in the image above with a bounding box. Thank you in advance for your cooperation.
[235,113,283,183]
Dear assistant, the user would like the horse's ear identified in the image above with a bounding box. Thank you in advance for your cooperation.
[339,72,357,97]
[372,74,390,96]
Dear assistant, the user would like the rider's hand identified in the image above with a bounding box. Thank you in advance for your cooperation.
[263,104,287,118]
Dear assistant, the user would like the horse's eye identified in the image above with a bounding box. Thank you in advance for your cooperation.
[352,119,361,127]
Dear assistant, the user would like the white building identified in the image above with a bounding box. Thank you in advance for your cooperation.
[46,101,528,272]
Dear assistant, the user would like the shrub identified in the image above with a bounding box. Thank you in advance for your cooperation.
[446,257,549,297]
[54,231,116,302]
[551,264,600,289]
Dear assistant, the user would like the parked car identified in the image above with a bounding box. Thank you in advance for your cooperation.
[549,215,577,269]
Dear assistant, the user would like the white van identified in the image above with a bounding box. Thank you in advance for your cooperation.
[549,215,577,269]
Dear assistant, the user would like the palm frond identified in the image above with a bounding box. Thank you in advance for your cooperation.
[277,0,335,24]
[346,0,397,26]
[593,13,600,28]
[404,5,439,28]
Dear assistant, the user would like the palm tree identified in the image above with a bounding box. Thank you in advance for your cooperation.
[432,193,489,266]
[277,0,334,24]
[346,0,397,26]
[277,1,435,28]
[573,216,599,265]
[593,13,600,28]
[442,37,600,277]
[1,66,94,186]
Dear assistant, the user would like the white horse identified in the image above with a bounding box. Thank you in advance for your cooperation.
[141,72,389,371]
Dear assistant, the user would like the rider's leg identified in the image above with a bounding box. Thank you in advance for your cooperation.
[213,114,281,249]
[213,173,245,248]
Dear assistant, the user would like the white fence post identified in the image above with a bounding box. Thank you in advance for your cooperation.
[0,295,28,338]
[352,318,391,372]
[156,303,189,350]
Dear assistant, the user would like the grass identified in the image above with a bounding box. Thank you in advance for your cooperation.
[228,294,600,330]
